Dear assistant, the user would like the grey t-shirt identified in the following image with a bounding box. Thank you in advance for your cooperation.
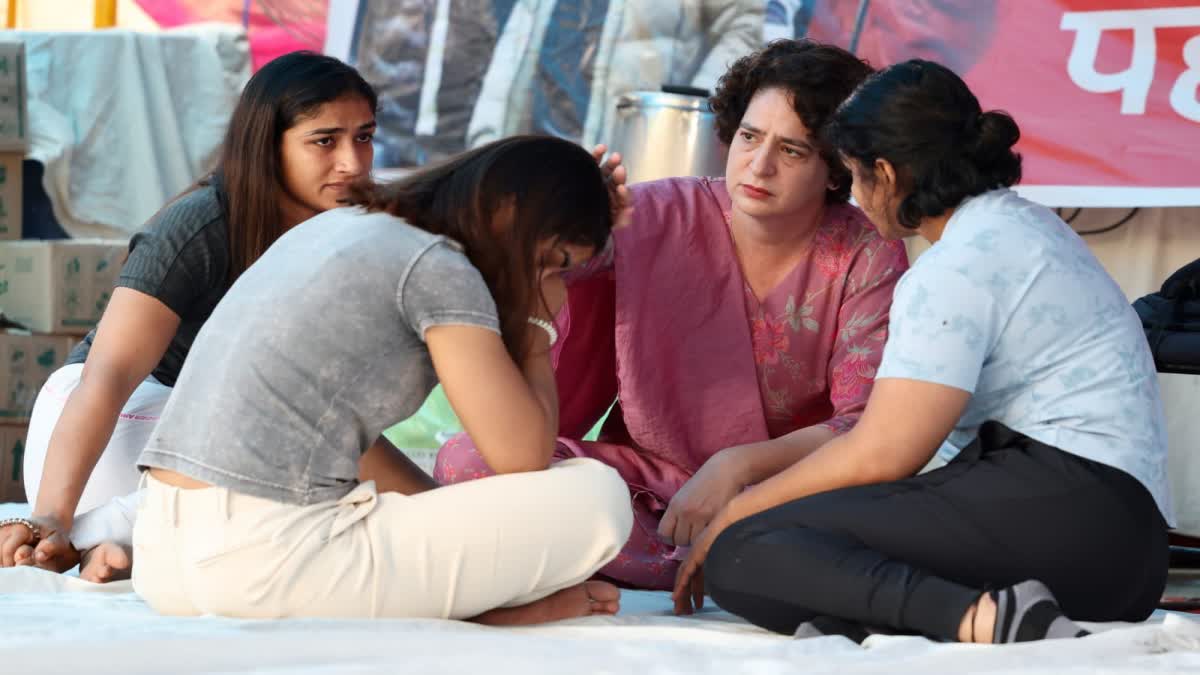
[66,181,231,387]
[138,208,500,505]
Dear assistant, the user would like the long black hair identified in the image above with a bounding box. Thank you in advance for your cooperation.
[351,135,615,362]
[217,51,377,281]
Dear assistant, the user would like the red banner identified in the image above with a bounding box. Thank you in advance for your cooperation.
[792,0,1200,206]
[142,1,1198,206]
[135,0,326,71]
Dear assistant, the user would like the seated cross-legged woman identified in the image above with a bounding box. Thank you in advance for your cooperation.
[673,59,1173,645]
[130,135,634,622]
[435,39,909,591]
[2,52,380,582]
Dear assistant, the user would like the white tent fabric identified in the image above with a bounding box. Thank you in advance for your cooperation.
[20,25,249,238]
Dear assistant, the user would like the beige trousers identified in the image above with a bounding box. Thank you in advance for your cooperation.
[132,458,633,619]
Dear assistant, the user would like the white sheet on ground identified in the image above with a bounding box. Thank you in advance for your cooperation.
[2,501,1198,674]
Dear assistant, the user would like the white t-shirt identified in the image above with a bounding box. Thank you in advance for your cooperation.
[877,189,1174,524]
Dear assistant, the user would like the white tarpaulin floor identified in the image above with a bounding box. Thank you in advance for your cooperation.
[2,500,1199,674]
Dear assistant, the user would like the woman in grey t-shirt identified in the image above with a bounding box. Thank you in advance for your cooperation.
[131,135,636,624]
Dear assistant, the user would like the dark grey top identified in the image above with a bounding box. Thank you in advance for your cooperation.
[65,182,230,387]
[138,208,500,505]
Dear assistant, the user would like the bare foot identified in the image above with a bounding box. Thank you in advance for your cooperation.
[472,581,621,626]
[79,542,132,583]
[12,544,35,566]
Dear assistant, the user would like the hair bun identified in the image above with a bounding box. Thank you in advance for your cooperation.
[827,59,1023,228]
[970,110,1020,160]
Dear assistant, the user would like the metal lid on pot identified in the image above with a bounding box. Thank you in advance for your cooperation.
[616,86,713,113]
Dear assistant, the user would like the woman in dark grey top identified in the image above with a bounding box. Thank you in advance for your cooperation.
[134,135,634,623]
[1,52,379,581]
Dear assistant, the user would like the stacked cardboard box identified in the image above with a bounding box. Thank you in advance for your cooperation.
[0,154,20,241]
[0,330,78,422]
[0,39,27,241]
[0,40,33,501]
[0,40,133,502]
[0,239,129,334]
[0,423,29,502]
[0,40,27,151]
[0,330,78,502]
[0,35,125,498]
[0,239,126,502]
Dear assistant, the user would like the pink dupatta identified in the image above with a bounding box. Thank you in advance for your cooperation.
[602,178,771,470]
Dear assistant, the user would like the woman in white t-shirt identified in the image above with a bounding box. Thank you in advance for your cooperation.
[671,59,1172,644]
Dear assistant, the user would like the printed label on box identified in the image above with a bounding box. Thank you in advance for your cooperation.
[0,153,20,240]
[0,331,76,422]
[0,42,27,152]
[0,424,28,503]
[0,240,127,334]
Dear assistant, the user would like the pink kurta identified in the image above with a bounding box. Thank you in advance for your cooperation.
[436,177,908,589]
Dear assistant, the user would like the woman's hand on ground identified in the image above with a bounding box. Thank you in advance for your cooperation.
[0,515,80,572]
[671,509,735,615]
[0,521,34,567]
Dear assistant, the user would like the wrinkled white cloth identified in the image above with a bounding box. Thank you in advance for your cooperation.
[1,501,1199,674]
[19,24,249,238]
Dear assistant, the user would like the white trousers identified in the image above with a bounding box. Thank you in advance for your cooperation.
[24,363,167,549]
[133,458,633,619]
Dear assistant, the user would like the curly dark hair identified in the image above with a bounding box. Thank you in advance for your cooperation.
[825,59,1022,229]
[710,39,874,204]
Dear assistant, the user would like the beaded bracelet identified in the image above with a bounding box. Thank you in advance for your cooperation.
[527,317,559,347]
[0,517,40,540]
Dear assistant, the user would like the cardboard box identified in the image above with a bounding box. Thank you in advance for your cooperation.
[0,424,28,503]
[0,239,129,335]
[0,329,76,423]
[0,153,21,240]
[0,41,27,152]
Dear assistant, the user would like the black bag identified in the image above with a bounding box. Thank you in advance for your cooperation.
[1133,258,1200,374]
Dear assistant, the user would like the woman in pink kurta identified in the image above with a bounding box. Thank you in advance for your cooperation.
[436,40,909,590]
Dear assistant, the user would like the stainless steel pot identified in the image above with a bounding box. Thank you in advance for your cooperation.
[608,87,727,184]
